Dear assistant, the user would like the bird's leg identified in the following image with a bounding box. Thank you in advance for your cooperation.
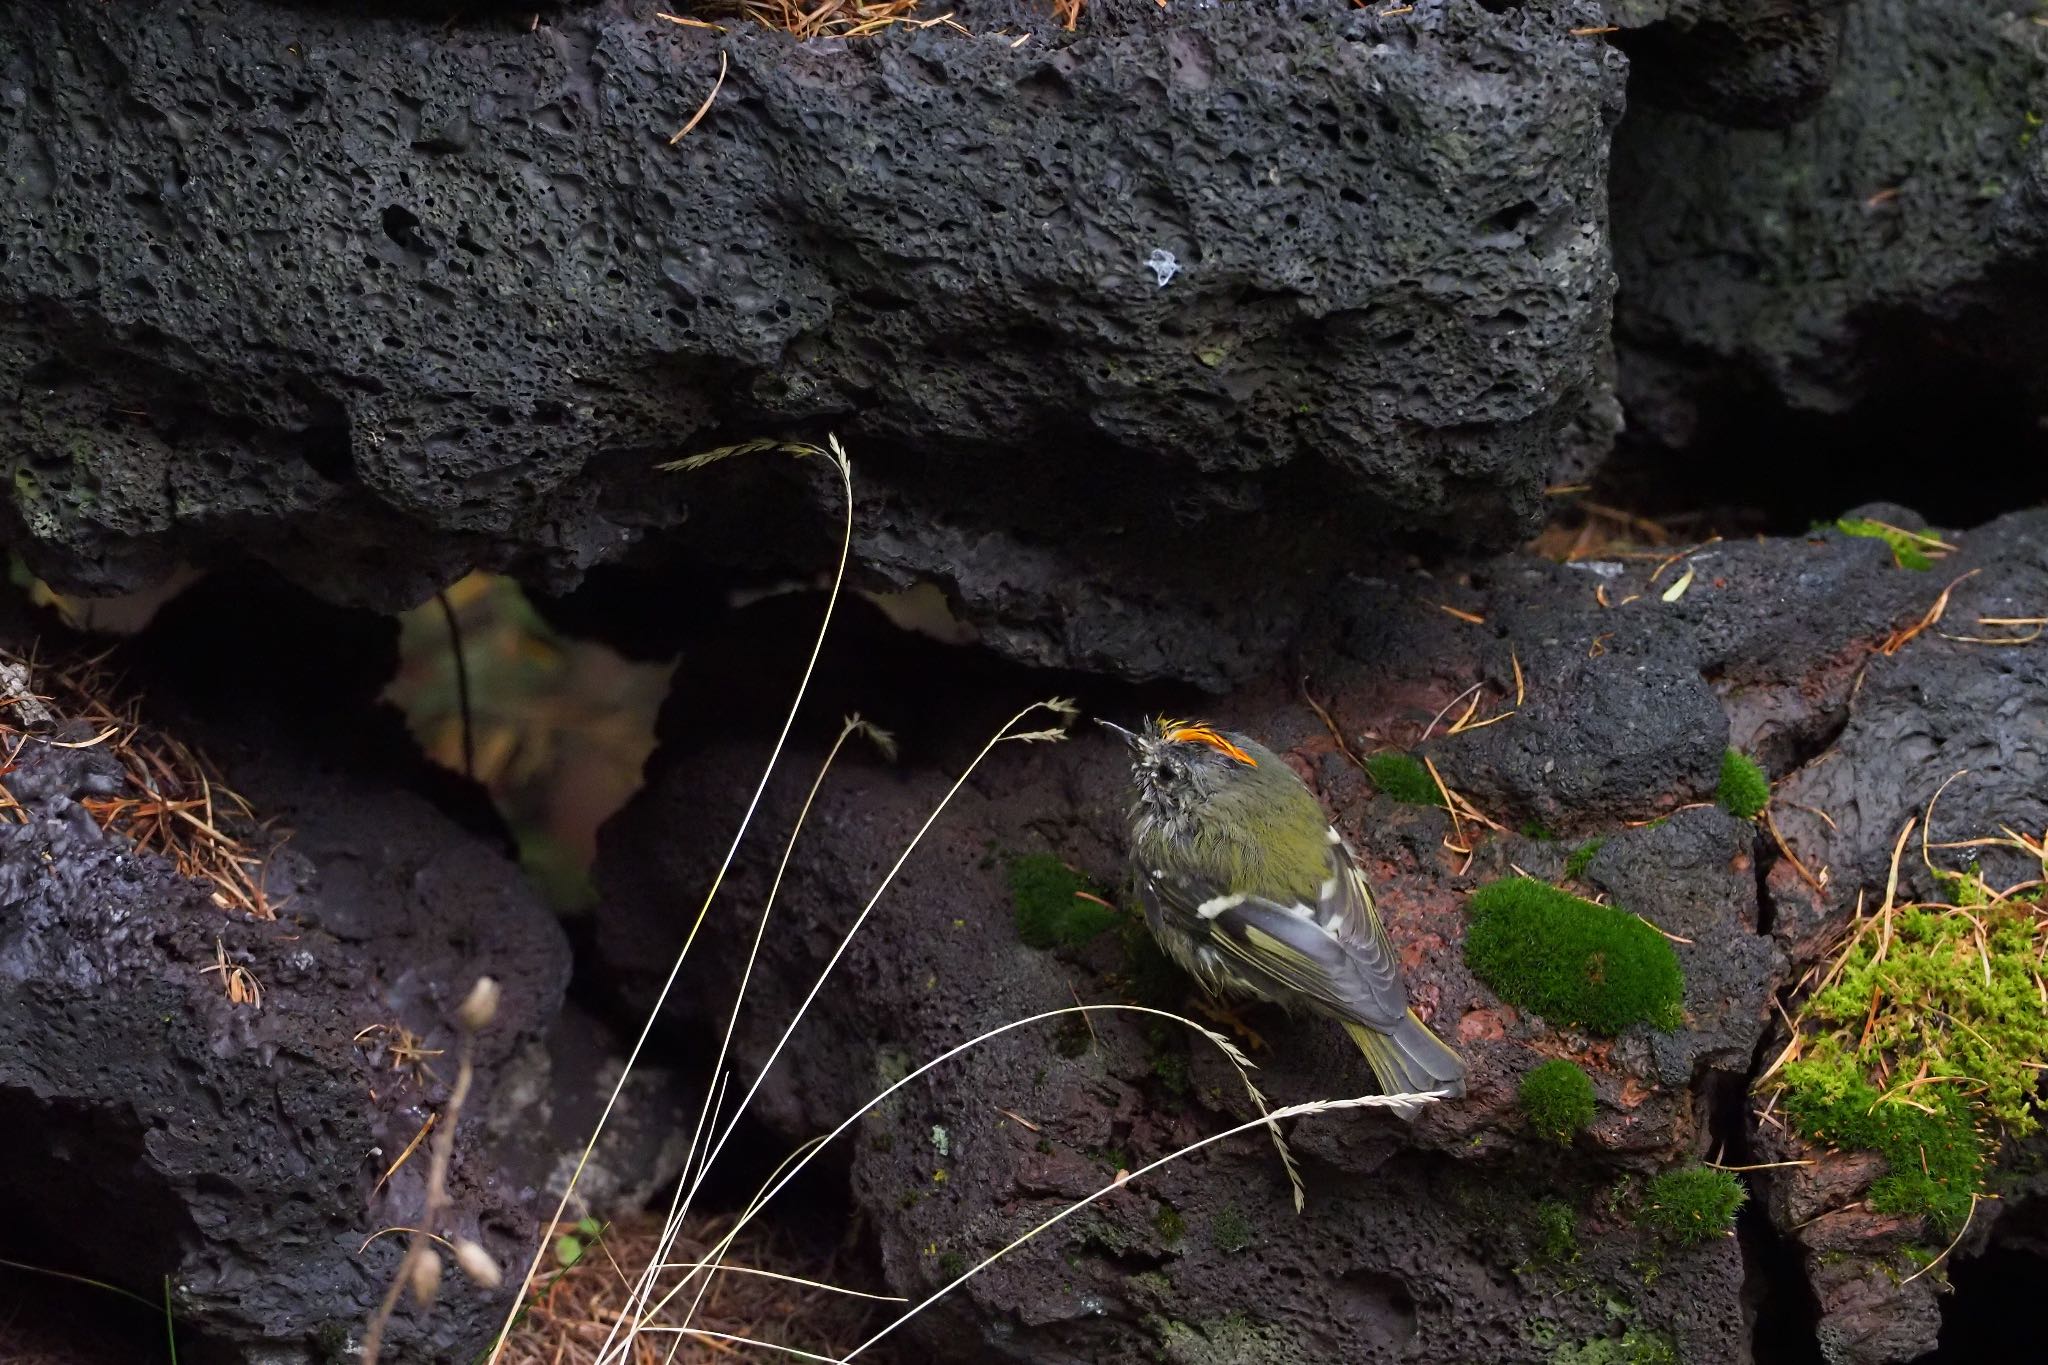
[1192,997,1268,1053]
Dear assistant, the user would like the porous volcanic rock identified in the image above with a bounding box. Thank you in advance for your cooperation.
[1612,0,2048,443]
[0,0,1625,688]
[0,589,574,1365]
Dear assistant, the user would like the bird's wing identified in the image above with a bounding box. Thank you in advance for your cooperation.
[1140,838,1408,1031]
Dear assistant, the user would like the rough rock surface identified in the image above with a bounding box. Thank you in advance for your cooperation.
[1612,0,2048,439]
[0,0,1623,688]
[1605,0,1851,128]
[590,513,2048,1363]
[1749,511,2048,1364]
[0,592,575,1364]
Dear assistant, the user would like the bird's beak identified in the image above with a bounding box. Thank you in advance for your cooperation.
[1094,717,1141,748]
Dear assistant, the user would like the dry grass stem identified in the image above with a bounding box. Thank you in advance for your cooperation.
[487,438,858,1365]
[669,50,727,145]
[362,976,497,1364]
[1882,569,1979,655]
[500,1215,883,1365]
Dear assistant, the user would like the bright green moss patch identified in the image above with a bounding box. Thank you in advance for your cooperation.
[1464,878,1685,1035]
[1365,750,1444,806]
[1715,749,1770,819]
[1836,517,1944,571]
[1564,837,1606,880]
[1779,1066,1983,1229]
[1009,852,1119,949]
[1552,1329,1680,1365]
[1768,884,2045,1228]
[1796,903,2048,1134]
[1531,1198,1578,1261]
[1640,1166,1745,1246]
[1521,1060,1598,1144]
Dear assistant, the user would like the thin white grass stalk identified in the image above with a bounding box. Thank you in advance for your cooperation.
[612,718,871,1348]
[615,1004,1305,1354]
[626,700,1076,1358]
[635,1135,834,1365]
[654,1262,908,1301]
[651,700,1075,1298]
[482,438,853,1365]
[843,1089,1447,1361]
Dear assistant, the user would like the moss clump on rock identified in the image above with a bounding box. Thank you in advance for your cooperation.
[1209,1204,1254,1254]
[1365,750,1444,806]
[1563,837,1605,880]
[1715,749,1770,819]
[1772,879,2043,1229]
[1639,1166,1745,1246]
[1530,1198,1578,1261]
[1836,516,1942,570]
[1521,1060,1598,1144]
[1552,1329,1680,1365]
[1779,1067,1983,1229]
[1464,878,1685,1034]
[1009,852,1119,949]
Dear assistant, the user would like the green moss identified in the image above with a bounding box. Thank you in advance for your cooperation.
[1836,517,1942,571]
[1564,837,1606,880]
[1531,1198,1579,1262]
[1522,820,1558,842]
[1152,1204,1187,1244]
[1152,1050,1191,1096]
[1773,886,2046,1228]
[1796,903,2048,1133]
[1464,878,1685,1034]
[1009,852,1119,949]
[1366,751,1444,806]
[1552,1329,1680,1365]
[1210,1204,1254,1254]
[1521,1060,1598,1144]
[1779,1066,1985,1230]
[934,1251,968,1280]
[1155,1312,1295,1365]
[1715,749,1770,819]
[1639,1166,1745,1246]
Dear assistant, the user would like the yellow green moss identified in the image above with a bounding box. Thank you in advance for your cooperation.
[1552,1329,1681,1365]
[1771,883,2044,1228]
[1009,852,1118,949]
[1366,751,1444,806]
[1836,517,1941,571]
[1715,749,1769,819]
[1521,1060,1598,1144]
[1464,878,1685,1035]
[1564,837,1606,880]
[1639,1166,1744,1246]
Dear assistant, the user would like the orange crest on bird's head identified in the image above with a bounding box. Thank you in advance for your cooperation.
[1153,717,1257,767]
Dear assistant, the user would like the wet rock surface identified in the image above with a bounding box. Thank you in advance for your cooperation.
[0,592,574,1364]
[592,510,2048,1363]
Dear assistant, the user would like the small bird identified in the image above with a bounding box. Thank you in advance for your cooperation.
[1104,716,1467,1100]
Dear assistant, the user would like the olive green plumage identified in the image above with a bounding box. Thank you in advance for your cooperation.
[1103,716,1467,1100]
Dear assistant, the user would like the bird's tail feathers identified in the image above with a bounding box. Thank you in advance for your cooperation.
[1343,1011,1468,1109]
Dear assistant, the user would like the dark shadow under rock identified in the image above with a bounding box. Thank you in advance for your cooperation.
[0,602,573,1363]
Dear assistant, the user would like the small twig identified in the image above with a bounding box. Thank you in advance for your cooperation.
[670,50,729,145]
[434,590,475,781]
[361,977,499,1365]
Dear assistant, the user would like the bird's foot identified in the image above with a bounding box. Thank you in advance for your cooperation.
[1193,999,1268,1053]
